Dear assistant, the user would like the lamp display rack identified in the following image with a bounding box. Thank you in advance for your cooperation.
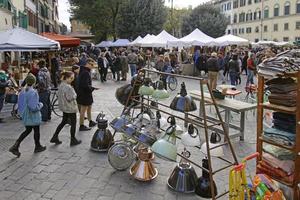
[124,68,239,199]
[256,72,300,200]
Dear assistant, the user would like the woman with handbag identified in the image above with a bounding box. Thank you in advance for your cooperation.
[9,73,46,157]
[50,71,81,146]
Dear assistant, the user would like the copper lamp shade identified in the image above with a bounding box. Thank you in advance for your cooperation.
[170,82,197,112]
[130,147,158,181]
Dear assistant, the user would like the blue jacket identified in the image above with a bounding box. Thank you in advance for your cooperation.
[18,87,43,122]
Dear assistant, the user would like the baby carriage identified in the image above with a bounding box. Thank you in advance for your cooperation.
[4,79,20,119]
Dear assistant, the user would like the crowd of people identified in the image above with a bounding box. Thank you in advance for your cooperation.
[0,44,297,157]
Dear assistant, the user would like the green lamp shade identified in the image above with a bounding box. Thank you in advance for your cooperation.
[138,85,154,96]
[151,126,177,162]
[152,89,169,100]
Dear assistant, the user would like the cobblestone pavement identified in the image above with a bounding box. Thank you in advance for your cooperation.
[0,73,257,200]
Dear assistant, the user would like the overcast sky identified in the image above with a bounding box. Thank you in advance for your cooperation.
[58,0,210,29]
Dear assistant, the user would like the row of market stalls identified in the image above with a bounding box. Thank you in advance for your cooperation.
[96,28,250,48]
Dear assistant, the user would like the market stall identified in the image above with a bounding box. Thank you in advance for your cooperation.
[209,34,250,46]
[110,39,130,47]
[40,32,80,48]
[95,41,113,48]
[139,30,177,48]
[128,36,143,46]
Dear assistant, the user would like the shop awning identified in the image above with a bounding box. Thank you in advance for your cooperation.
[41,32,81,47]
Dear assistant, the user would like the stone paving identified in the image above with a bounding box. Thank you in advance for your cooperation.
[0,74,257,200]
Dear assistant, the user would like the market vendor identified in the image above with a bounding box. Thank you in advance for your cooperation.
[0,70,8,123]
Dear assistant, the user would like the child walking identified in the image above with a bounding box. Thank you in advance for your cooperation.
[50,71,81,146]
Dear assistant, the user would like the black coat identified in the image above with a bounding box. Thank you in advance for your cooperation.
[77,67,94,106]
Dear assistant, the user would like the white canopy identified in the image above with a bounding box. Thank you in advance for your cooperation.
[95,41,113,48]
[252,40,291,47]
[140,30,178,47]
[0,27,60,51]
[169,28,215,47]
[129,36,143,46]
[135,34,156,46]
[111,39,130,47]
[209,34,249,46]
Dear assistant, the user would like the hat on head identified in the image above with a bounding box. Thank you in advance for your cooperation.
[211,52,217,57]
[25,73,36,86]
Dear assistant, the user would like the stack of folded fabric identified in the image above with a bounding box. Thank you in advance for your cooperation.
[259,144,295,184]
[273,112,296,133]
[265,77,297,107]
[263,127,295,146]
[257,49,300,78]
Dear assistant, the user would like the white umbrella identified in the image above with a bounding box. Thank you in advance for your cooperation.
[0,27,60,51]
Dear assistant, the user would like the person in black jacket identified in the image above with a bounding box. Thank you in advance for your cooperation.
[206,52,220,90]
[97,53,109,82]
[77,58,98,131]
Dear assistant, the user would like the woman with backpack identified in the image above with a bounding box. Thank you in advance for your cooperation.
[9,73,46,157]
[50,71,81,146]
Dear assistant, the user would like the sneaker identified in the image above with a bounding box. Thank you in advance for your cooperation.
[89,121,97,128]
[34,145,46,153]
[70,138,82,146]
[50,137,62,145]
[79,125,91,131]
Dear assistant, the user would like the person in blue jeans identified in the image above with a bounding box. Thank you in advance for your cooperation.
[127,50,138,77]
[9,74,46,157]
[228,54,240,86]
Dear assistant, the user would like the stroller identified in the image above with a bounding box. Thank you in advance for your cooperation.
[4,78,20,119]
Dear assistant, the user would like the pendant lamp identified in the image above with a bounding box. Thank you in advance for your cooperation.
[170,82,197,112]
[138,78,154,96]
[151,125,177,162]
[195,157,218,197]
[167,149,198,193]
[200,132,224,157]
[152,80,169,100]
[181,124,201,147]
[167,116,183,135]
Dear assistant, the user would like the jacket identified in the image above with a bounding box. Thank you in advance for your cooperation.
[0,71,8,94]
[206,57,219,72]
[228,59,240,73]
[57,82,78,113]
[77,67,94,106]
[37,67,51,92]
[18,86,43,126]
[127,53,138,64]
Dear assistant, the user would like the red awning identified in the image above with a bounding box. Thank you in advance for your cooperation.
[40,32,81,47]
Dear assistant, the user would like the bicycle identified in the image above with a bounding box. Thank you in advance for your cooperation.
[166,72,178,91]
[50,88,62,117]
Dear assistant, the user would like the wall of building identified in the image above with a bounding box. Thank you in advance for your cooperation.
[70,19,91,35]
[215,0,300,42]
[0,9,13,31]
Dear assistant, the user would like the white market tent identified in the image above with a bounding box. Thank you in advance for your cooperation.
[135,34,156,46]
[111,39,130,47]
[0,27,60,51]
[210,34,249,46]
[168,28,215,47]
[140,30,178,48]
[95,41,113,48]
[129,36,143,46]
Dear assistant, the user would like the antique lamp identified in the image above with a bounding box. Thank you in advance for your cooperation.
[200,132,224,157]
[138,78,154,96]
[152,80,169,100]
[170,82,197,112]
[181,124,201,147]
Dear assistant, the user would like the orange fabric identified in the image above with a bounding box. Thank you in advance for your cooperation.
[40,32,80,47]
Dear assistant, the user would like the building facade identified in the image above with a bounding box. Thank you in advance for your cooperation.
[214,0,300,42]
[0,0,64,34]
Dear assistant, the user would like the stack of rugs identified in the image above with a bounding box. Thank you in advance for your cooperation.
[257,49,300,78]
[258,144,295,184]
[266,77,297,107]
[263,112,296,146]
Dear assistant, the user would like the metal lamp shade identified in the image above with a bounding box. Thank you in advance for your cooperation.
[151,126,177,162]
[90,128,114,152]
[110,114,130,132]
[130,148,158,181]
[134,128,157,146]
[152,81,169,100]
[181,124,201,147]
[115,84,140,106]
[170,82,197,112]
[138,78,154,96]
[200,142,224,157]
[108,142,135,171]
[167,164,198,193]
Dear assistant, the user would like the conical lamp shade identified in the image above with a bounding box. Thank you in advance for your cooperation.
[170,82,197,112]
[138,78,154,96]
[152,80,169,100]
[151,126,177,162]
[200,132,223,157]
[181,124,201,147]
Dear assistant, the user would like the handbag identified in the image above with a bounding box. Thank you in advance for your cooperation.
[5,94,18,104]
[21,94,41,126]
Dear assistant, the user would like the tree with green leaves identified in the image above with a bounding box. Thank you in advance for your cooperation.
[164,8,191,38]
[181,4,229,38]
[116,0,167,39]
[69,0,123,41]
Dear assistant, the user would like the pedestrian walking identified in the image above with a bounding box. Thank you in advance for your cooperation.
[97,52,109,82]
[37,59,51,122]
[120,52,128,81]
[50,53,61,88]
[9,74,46,157]
[50,71,81,146]
[0,70,8,123]
[206,52,220,90]
[228,54,240,86]
[246,53,256,86]
[77,58,97,131]
[241,51,248,75]
[127,50,138,77]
